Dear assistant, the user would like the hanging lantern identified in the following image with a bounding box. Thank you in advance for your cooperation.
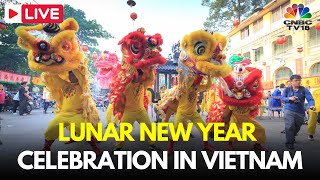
[130,12,137,21]
[81,44,88,52]
[276,35,286,45]
[0,19,6,31]
[315,19,320,31]
[127,0,136,7]
[297,47,303,53]
[233,19,240,27]
[91,51,98,60]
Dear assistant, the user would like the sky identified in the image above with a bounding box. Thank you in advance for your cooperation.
[19,0,211,58]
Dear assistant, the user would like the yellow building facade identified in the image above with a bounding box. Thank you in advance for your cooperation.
[228,0,320,90]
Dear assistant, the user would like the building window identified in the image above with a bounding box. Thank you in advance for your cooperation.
[272,1,290,23]
[241,27,250,39]
[274,36,293,55]
[253,18,263,33]
[243,52,250,59]
[275,67,293,80]
[309,26,320,47]
[305,0,315,5]
[310,62,320,76]
[254,47,264,62]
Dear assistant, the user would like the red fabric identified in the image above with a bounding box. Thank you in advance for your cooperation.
[0,91,5,104]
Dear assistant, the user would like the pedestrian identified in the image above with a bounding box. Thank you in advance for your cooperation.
[42,86,50,114]
[12,91,19,115]
[0,84,5,120]
[270,84,285,119]
[281,74,316,149]
[32,84,40,96]
[18,82,29,116]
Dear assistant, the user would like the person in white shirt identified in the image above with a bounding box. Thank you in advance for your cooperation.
[12,91,19,114]
[42,86,50,114]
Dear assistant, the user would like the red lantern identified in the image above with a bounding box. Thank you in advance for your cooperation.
[91,51,98,60]
[81,44,88,52]
[0,19,6,31]
[130,12,137,21]
[297,47,303,53]
[233,19,240,27]
[315,19,320,31]
[276,35,286,45]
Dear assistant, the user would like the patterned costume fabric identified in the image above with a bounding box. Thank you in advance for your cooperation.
[16,18,101,154]
[206,58,267,150]
[155,30,231,155]
[109,28,166,149]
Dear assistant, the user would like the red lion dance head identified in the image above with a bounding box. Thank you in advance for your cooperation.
[109,28,166,115]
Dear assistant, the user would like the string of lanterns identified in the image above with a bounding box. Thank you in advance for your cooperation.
[127,0,138,22]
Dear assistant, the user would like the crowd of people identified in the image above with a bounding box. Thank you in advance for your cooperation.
[0,82,54,117]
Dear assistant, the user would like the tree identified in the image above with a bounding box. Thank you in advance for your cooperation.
[0,3,112,76]
[202,0,271,32]
[167,40,180,63]
[0,0,33,75]
[64,4,113,47]
[63,4,113,75]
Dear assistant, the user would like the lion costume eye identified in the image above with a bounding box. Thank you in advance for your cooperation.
[130,42,141,55]
[194,41,206,55]
[62,41,72,52]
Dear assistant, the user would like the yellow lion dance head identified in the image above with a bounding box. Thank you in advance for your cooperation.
[16,18,82,73]
[179,30,231,77]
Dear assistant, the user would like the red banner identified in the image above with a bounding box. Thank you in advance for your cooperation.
[0,70,31,83]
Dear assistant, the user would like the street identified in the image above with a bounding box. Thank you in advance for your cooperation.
[1,107,320,176]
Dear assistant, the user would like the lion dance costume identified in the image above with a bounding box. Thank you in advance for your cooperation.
[93,51,120,126]
[207,57,267,151]
[156,30,231,155]
[16,18,101,154]
[109,28,166,150]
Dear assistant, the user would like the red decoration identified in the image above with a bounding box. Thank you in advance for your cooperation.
[276,35,287,45]
[91,51,98,60]
[81,44,88,52]
[297,47,303,53]
[0,19,6,31]
[130,12,137,21]
[0,70,31,83]
[315,19,320,31]
[233,19,240,27]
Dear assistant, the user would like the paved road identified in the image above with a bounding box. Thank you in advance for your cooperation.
[1,107,320,176]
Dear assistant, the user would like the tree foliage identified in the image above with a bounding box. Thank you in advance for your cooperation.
[202,0,271,32]
[0,2,112,77]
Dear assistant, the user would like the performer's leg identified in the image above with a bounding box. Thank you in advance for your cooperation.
[136,110,158,150]
[43,114,68,150]
[114,111,135,150]
[307,110,318,140]
[247,116,267,151]
[190,112,215,152]
[167,112,186,155]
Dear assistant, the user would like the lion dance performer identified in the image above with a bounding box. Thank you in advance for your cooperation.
[156,30,231,155]
[307,87,320,140]
[207,57,267,151]
[109,28,166,150]
[16,18,101,154]
[94,51,120,127]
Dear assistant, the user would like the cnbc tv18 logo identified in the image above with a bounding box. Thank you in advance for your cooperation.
[4,4,63,23]
[283,4,312,30]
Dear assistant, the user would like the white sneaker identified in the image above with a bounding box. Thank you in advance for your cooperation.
[13,113,17,115]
